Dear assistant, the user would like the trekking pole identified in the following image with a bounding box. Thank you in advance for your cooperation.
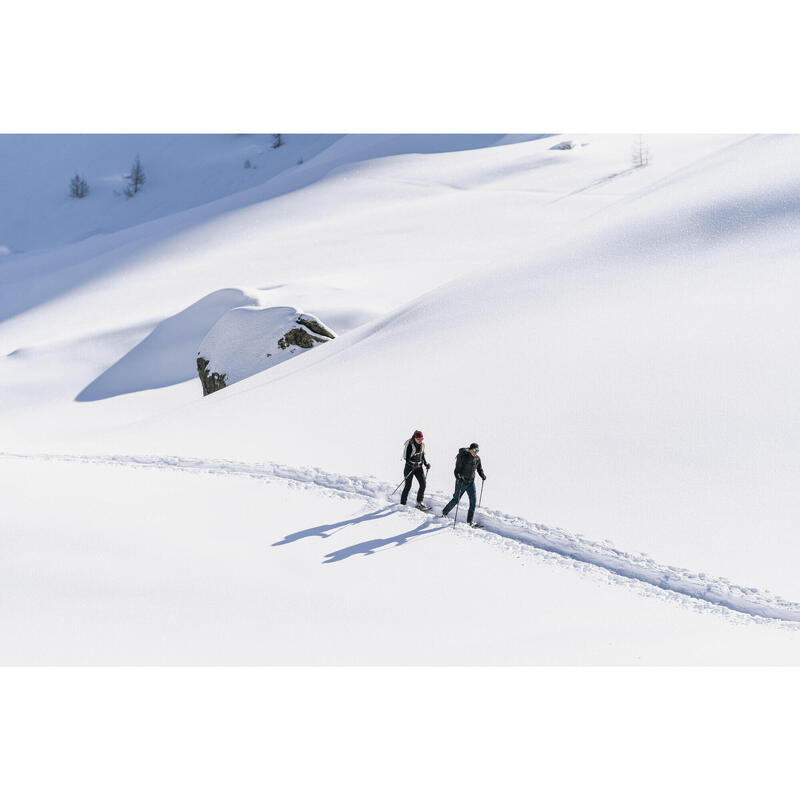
[479,477,485,508]
[390,471,410,497]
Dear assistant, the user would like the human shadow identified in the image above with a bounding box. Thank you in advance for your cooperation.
[272,506,397,547]
[322,517,449,564]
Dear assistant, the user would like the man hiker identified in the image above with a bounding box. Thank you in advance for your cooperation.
[401,430,431,510]
[441,442,486,527]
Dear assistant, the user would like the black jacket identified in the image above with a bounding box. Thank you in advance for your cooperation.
[454,448,485,483]
[405,439,430,469]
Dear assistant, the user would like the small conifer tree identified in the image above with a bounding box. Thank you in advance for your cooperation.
[124,155,146,197]
[632,135,649,168]
[69,173,89,198]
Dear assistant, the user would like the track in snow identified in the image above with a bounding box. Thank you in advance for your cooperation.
[4,452,800,624]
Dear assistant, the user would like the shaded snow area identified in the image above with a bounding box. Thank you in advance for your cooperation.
[2,133,800,664]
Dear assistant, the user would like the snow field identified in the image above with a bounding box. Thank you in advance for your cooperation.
[6,453,800,625]
[3,455,800,665]
[4,133,800,663]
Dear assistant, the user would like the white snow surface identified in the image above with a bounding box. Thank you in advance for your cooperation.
[2,133,800,663]
[198,302,335,387]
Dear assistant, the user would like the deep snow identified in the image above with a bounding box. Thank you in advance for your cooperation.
[3,455,800,665]
[3,133,800,663]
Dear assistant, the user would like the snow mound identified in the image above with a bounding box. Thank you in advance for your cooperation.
[197,305,335,394]
[77,288,264,401]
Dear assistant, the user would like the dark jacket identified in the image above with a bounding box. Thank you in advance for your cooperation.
[454,447,485,483]
[405,439,430,469]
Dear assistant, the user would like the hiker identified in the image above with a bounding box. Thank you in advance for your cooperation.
[401,430,431,510]
[441,442,486,527]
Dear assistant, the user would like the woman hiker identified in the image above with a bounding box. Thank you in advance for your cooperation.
[401,430,431,510]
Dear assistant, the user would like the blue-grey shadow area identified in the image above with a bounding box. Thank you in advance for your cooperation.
[76,287,257,401]
[322,517,448,564]
[593,178,800,262]
[0,134,344,327]
[272,506,397,546]
[1,134,552,327]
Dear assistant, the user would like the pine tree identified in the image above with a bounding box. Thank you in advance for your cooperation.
[632,135,649,168]
[124,155,146,197]
[272,134,283,149]
[69,173,89,198]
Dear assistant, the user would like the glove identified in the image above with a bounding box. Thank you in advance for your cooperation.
[481,475,487,480]
[426,463,432,469]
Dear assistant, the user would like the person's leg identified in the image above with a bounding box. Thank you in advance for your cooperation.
[400,467,414,504]
[466,481,477,523]
[415,468,426,504]
[442,480,465,515]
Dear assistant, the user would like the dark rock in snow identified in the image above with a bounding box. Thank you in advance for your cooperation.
[197,305,336,396]
[197,356,227,396]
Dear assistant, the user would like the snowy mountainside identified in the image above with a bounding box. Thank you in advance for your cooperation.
[0,133,540,257]
[0,134,339,254]
[3,133,800,663]
[115,134,800,598]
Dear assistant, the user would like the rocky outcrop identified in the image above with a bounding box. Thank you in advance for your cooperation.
[196,306,337,396]
[297,314,336,340]
[196,357,227,396]
[278,316,336,350]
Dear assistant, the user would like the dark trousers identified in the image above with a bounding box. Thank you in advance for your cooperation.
[442,479,477,522]
[401,465,426,505]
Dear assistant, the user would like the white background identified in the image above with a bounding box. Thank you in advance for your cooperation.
[2,1,798,797]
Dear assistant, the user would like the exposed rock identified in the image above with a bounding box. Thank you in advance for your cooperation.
[279,327,326,350]
[297,314,335,340]
[277,314,337,349]
[550,140,575,150]
[196,356,227,396]
[197,305,337,396]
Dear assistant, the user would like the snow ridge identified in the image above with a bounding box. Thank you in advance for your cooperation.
[5,451,800,624]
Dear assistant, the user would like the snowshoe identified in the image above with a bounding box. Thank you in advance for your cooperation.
[416,502,431,511]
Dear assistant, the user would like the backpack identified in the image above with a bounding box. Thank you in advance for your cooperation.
[401,438,424,462]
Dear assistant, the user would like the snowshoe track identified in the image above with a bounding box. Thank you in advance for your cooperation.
[5,452,800,624]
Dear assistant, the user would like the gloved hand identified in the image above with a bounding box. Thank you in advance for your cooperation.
[426,463,432,469]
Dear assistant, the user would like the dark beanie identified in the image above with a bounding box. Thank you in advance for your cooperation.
[469,442,479,449]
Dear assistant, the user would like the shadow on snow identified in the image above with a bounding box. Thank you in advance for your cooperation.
[273,504,449,564]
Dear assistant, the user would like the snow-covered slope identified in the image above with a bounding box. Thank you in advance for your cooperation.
[0,134,339,254]
[4,453,800,665]
[3,133,800,663]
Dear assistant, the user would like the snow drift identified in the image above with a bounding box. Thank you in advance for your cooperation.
[197,304,335,394]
